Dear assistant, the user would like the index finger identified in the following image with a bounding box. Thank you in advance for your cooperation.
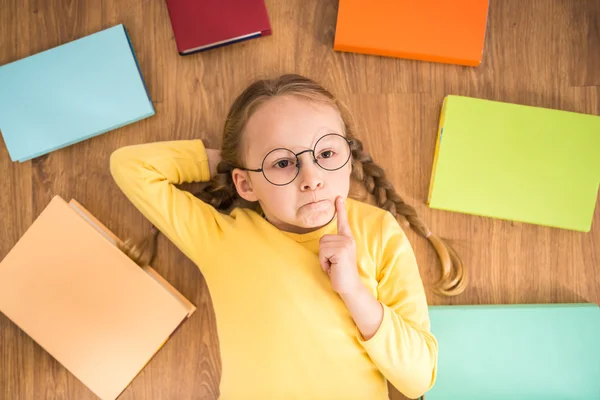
[336,196,352,237]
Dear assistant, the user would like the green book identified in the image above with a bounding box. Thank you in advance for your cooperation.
[428,95,600,232]
[427,303,600,400]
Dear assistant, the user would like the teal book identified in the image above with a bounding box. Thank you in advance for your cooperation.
[426,303,600,400]
[0,24,154,162]
[428,95,600,232]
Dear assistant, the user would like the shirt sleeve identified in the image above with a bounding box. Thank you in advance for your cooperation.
[358,212,438,399]
[109,139,234,267]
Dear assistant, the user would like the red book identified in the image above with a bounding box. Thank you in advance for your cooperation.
[166,0,272,55]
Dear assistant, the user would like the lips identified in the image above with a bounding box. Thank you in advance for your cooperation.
[302,199,330,211]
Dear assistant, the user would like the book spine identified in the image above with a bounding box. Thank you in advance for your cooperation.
[332,43,480,67]
[68,200,195,316]
[122,25,154,108]
[427,97,449,205]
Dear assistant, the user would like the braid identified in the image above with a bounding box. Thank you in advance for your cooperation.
[117,225,159,268]
[192,160,239,212]
[349,138,467,297]
[118,160,239,267]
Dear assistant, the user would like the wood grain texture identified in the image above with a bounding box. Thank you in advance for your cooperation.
[0,0,598,399]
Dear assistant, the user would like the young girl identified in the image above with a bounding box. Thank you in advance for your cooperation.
[110,74,465,399]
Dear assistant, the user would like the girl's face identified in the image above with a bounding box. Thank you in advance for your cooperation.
[232,95,352,234]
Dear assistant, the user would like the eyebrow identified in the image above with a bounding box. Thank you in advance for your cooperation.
[270,128,344,152]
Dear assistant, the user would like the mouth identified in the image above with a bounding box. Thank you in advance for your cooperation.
[301,199,330,211]
[304,199,326,205]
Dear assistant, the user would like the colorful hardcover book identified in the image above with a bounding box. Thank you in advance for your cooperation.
[165,0,272,55]
[0,196,195,400]
[428,95,600,232]
[0,24,154,162]
[426,303,600,399]
[334,0,490,66]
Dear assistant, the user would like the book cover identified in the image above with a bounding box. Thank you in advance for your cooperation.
[0,24,155,162]
[165,0,272,55]
[334,0,490,66]
[427,303,600,399]
[428,95,600,232]
[0,196,194,400]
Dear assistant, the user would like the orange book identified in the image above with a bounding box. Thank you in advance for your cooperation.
[334,0,490,66]
[0,196,195,400]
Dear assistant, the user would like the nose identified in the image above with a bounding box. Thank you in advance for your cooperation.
[298,154,323,191]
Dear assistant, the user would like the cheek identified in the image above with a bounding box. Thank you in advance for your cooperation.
[256,183,297,210]
[329,164,352,192]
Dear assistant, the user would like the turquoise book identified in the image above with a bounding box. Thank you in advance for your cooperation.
[0,24,154,162]
[426,303,600,399]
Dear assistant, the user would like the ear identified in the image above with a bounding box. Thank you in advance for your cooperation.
[232,168,258,202]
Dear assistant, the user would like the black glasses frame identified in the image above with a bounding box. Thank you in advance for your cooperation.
[236,133,354,186]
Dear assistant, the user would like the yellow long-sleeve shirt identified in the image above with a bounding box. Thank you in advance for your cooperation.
[110,140,438,400]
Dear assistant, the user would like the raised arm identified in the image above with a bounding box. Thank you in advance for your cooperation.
[110,139,233,266]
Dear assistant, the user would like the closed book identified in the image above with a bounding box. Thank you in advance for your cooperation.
[334,0,489,66]
[427,303,600,399]
[428,95,600,232]
[165,0,272,55]
[0,196,195,400]
[0,24,154,162]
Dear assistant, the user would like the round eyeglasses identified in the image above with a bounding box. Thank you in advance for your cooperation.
[237,133,353,186]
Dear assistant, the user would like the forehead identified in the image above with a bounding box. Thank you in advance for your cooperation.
[243,95,344,159]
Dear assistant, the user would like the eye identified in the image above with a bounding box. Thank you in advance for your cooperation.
[273,159,295,169]
[318,150,335,159]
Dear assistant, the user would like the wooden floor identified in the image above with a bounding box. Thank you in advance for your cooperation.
[1,0,599,399]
